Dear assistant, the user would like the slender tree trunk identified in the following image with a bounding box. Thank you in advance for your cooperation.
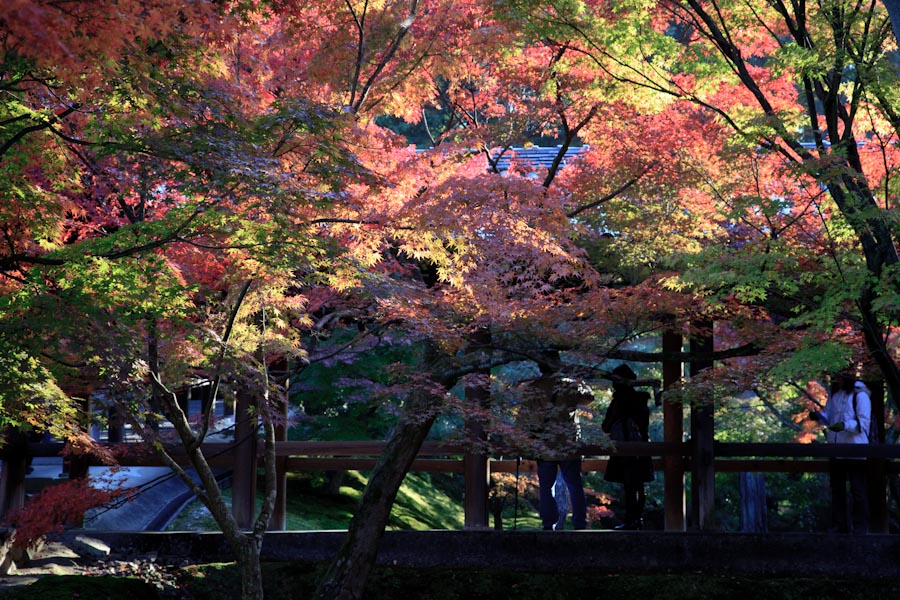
[235,536,265,600]
[828,180,900,404]
[148,380,274,600]
[739,472,767,533]
[313,338,496,599]
[314,389,437,600]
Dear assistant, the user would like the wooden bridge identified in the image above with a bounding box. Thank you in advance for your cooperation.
[3,437,899,535]
[2,330,898,535]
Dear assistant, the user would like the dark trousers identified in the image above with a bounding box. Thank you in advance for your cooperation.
[829,458,869,534]
[537,459,587,530]
[623,480,646,525]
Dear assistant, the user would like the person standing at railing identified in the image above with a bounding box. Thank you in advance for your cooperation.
[602,364,654,531]
[809,372,871,534]
[519,350,595,531]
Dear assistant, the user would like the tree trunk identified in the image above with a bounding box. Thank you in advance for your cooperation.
[314,389,437,600]
[492,506,504,530]
[149,382,273,600]
[680,0,900,406]
[235,536,265,600]
[739,472,767,533]
[827,181,900,404]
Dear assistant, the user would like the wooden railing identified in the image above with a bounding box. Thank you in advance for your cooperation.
[6,439,900,532]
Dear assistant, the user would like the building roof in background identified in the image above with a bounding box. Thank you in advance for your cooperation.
[492,145,587,176]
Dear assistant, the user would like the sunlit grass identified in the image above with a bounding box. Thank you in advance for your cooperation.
[166,470,465,532]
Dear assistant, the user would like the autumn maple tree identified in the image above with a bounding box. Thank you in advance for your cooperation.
[3,0,900,599]
[0,2,372,598]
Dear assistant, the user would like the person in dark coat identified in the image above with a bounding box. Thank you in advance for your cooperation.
[602,364,654,530]
[519,351,595,530]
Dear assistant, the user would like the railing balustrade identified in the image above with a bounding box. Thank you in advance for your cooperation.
[3,439,898,532]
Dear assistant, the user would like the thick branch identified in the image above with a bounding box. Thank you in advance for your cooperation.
[567,164,656,218]
[0,104,79,158]
[0,205,207,274]
[350,0,419,113]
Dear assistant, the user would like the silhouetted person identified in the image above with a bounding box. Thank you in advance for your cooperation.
[602,364,654,530]
[520,351,594,530]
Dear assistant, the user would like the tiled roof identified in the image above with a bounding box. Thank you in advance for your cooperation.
[491,145,586,175]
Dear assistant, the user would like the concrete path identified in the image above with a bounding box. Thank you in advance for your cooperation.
[27,457,208,532]
[1,459,227,592]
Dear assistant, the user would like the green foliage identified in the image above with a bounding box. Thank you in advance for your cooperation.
[766,340,852,385]
[492,0,678,111]
[715,395,785,444]
[871,263,900,328]
[0,334,77,437]
[290,332,422,441]
[36,254,191,322]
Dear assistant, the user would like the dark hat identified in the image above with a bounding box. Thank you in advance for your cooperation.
[536,349,561,375]
[612,364,637,381]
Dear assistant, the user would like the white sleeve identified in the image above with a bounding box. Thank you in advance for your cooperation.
[853,391,871,436]
[819,400,833,426]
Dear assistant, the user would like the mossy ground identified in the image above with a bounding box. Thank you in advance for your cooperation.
[8,565,899,600]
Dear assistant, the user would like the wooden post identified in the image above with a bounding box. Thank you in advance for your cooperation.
[65,453,90,481]
[107,402,125,444]
[690,319,715,530]
[463,329,490,529]
[271,359,289,531]
[177,387,190,419]
[224,394,234,417]
[65,398,91,480]
[232,390,257,530]
[0,429,29,519]
[462,431,490,529]
[867,380,888,533]
[662,329,685,531]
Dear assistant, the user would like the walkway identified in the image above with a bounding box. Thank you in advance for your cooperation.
[1,528,899,592]
[26,457,227,532]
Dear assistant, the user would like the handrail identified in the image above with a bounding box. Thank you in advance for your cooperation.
[715,442,900,459]
[9,438,900,531]
[18,439,900,463]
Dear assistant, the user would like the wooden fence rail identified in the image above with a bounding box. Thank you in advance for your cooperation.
[4,440,899,531]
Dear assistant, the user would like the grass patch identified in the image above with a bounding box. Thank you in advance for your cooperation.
[166,470,465,532]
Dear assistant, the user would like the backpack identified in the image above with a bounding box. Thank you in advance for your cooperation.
[609,416,643,442]
[852,390,879,443]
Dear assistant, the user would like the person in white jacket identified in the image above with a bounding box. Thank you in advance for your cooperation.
[809,373,871,533]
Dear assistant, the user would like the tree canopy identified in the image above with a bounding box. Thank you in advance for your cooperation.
[3,1,900,598]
